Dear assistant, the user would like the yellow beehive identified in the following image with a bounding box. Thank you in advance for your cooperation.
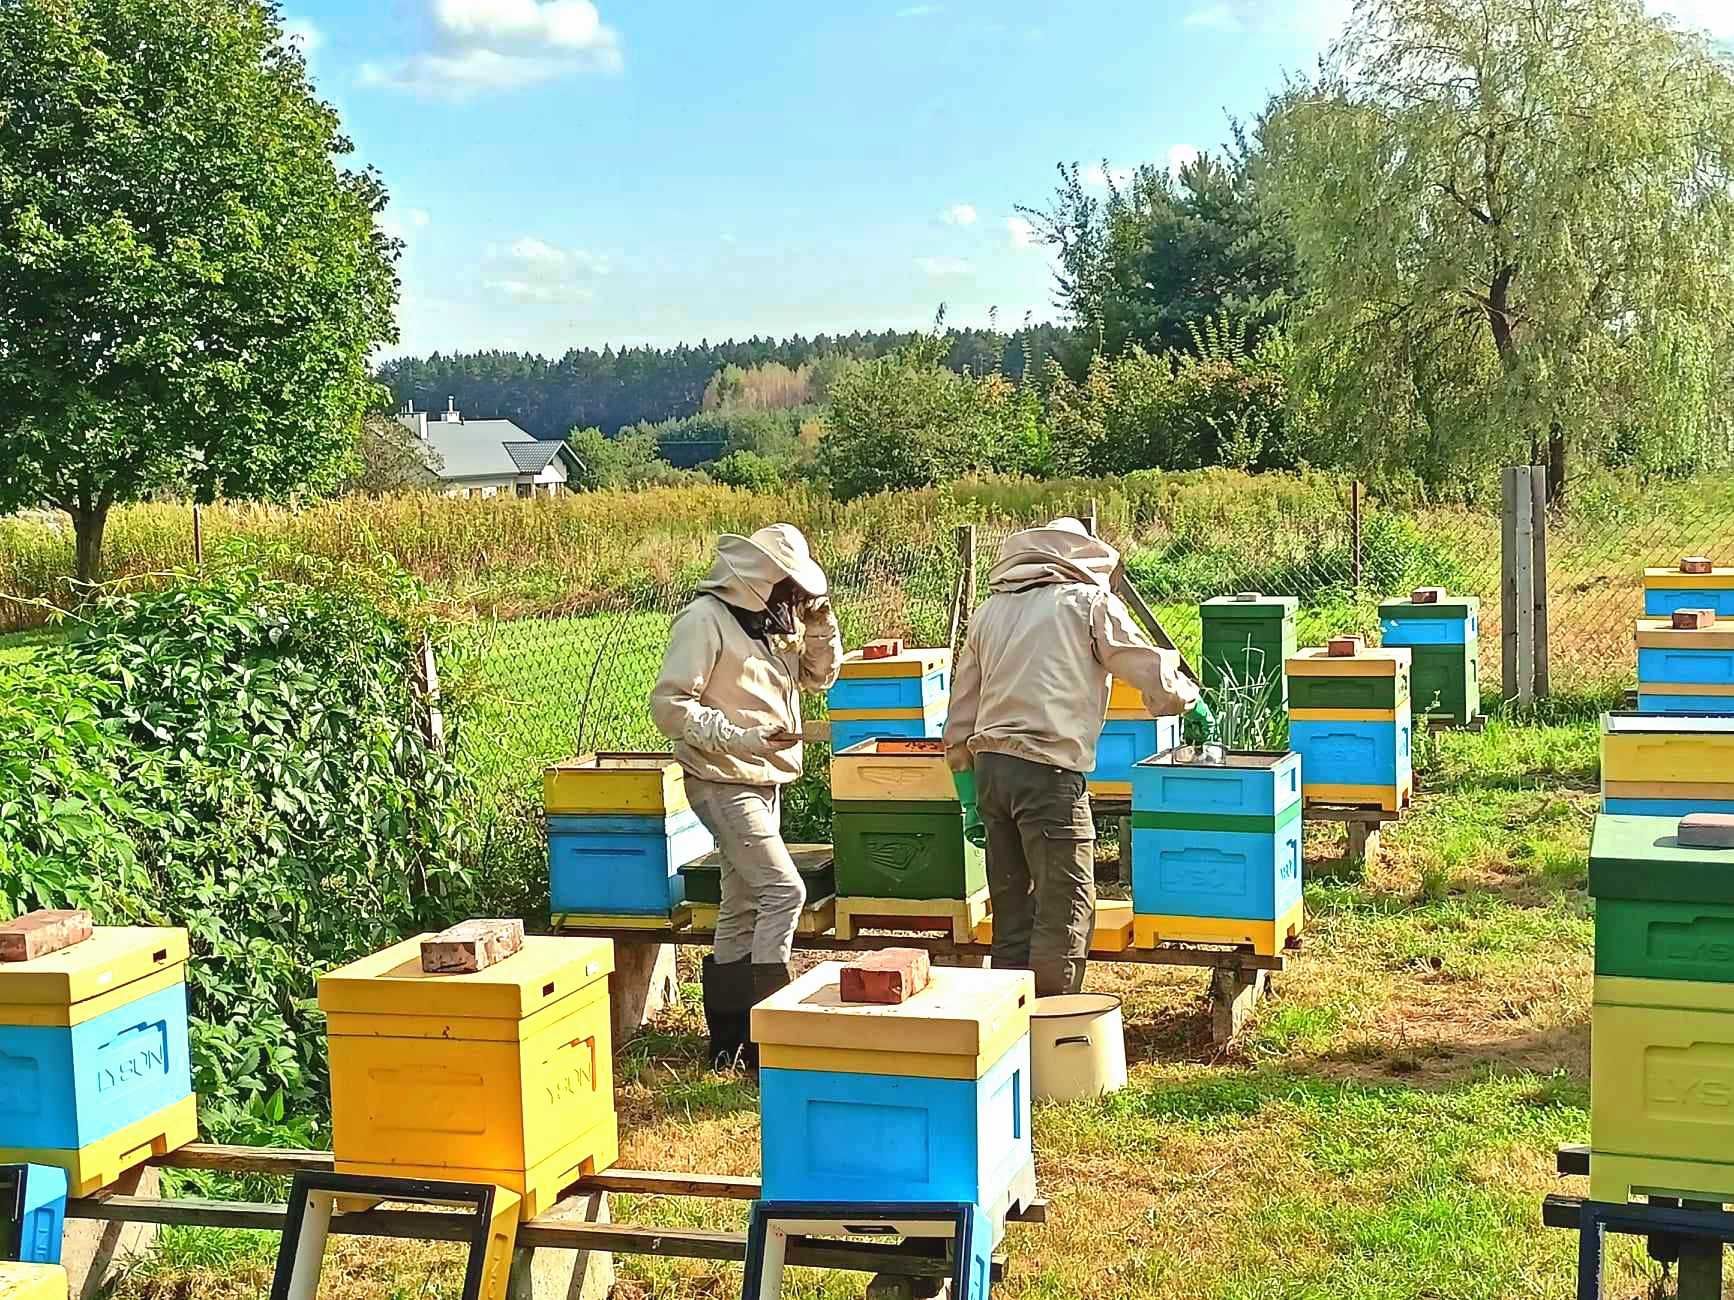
[0,1264,68,1300]
[830,737,954,802]
[543,753,688,816]
[1107,677,1147,718]
[1591,975,1734,1203]
[974,899,1134,954]
[319,935,618,1219]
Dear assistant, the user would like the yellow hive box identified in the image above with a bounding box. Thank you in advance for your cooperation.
[1107,677,1145,715]
[543,753,688,816]
[689,898,837,938]
[319,934,618,1220]
[1133,899,1304,957]
[974,899,1134,954]
[837,647,951,679]
[831,737,954,802]
[1602,721,1734,789]
[753,961,1033,1080]
[0,1264,68,1300]
[1635,618,1734,651]
[1591,975,1734,1203]
[1646,565,1734,588]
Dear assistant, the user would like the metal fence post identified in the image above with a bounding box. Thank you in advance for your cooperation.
[1502,467,1536,705]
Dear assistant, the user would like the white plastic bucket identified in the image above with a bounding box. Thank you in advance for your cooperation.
[1030,993,1127,1102]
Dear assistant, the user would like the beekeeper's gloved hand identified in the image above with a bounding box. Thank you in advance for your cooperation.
[1188,696,1215,727]
[952,769,987,848]
[684,713,787,758]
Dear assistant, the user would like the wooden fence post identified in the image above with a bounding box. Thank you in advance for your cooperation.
[1501,467,1537,706]
[1350,481,1362,594]
[948,525,977,655]
[192,504,204,568]
[1530,466,1551,699]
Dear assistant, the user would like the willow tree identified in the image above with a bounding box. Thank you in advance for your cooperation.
[0,0,398,582]
[1267,0,1734,498]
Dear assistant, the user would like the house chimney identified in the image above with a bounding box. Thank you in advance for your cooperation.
[438,395,461,424]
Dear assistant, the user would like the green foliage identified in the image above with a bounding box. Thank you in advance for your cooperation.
[0,0,399,578]
[819,339,1049,499]
[710,449,790,493]
[0,558,483,1118]
[1266,0,1734,494]
[566,426,696,491]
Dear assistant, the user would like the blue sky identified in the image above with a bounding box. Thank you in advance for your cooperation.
[281,0,1731,359]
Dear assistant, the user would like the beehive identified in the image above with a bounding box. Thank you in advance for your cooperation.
[1287,646,1413,811]
[826,648,950,755]
[1589,814,1734,1202]
[832,801,986,901]
[0,1264,67,1300]
[678,845,837,906]
[544,754,712,918]
[831,738,954,803]
[1636,618,1734,715]
[1645,562,1734,618]
[1129,750,1303,955]
[0,1164,66,1265]
[1378,593,1481,726]
[1601,713,1734,816]
[320,935,618,1220]
[752,962,1036,1233]
[0,927,195,1196]
[1088,712,1182,799]
[1201,594,1298,709]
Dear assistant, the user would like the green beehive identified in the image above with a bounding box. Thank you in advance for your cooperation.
[679,845,836,906]
[1591,813,1734,984]
[832,801,987,901]
[1201,594,1298,708]
[1377,592,1481,726]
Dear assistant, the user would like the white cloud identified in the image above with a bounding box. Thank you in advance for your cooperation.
[1082,162,1134,189]
[918,256,974,276]
[279,16,323,54]
[1650,0,1734,40]
[1168,144,1201,175]
[1182,0,1351,38]
[897,4,939,16]
[1005,215,1038,249]
[379,204,432,245]
[483,236,609,304]
[362,0,621,100]
[941,202,978,226]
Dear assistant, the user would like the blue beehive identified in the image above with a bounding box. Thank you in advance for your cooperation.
[1087,714,1182,796]
[751,962,1036,1236]
[547,811,711,916]
[1637,617,1734,715]
[0,927,197,1197]
[1130,750,1303,955]
[1287,644,1414,811]
[2,1164,66,1265]
[1645,563,1734,617]
[827,649,949,757]
[828,708,947,758]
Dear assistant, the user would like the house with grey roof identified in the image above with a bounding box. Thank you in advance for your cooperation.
[394,399,580,498]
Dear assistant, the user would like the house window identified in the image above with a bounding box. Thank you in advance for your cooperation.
[516,482,533,499]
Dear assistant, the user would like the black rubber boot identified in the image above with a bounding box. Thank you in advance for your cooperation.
[701,956,752,1069]
[745,961,795,1071]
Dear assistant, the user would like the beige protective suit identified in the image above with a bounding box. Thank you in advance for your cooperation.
[651,525,842,974]
[943,520,1198,775]
[944,519,1200,996]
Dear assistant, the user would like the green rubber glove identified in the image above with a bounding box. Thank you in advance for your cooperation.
[952,769,987,849]
[1188,695,1221,747]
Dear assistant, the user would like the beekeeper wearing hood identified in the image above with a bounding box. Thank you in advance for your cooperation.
[944,518,1209,996]
[651,524,842,1068]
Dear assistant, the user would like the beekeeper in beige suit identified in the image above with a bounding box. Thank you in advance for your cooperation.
[945,519,1207,996]
[651,524,842,1068]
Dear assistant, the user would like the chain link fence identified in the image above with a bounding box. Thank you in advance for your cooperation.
[451,473,1734,801]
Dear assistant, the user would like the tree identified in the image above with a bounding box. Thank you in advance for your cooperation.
[0,0,399,580]
[339,414,439,496]
[1266,0,1734,498]
[1023,130,1298,362]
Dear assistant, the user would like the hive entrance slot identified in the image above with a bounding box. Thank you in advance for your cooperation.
[542,982,557,997]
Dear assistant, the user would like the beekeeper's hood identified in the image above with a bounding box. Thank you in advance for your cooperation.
[697,524,829,611]
[988,517,1119,594]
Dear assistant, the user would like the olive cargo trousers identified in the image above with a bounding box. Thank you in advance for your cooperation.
[974,751,1096,996]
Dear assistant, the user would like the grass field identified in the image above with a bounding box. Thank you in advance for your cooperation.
[114,708,1674,1300]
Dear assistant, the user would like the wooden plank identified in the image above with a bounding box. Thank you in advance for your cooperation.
[1556,1144,1590,1176]
[1502,466,1520,702]
[1302,806,1402,825]
[65,1195,1009,1281]
[143,1149,1048,1225]
[1531,465,1551,699]
[1209,967,1269,1046]
[1508,467,1536,704]
[1680,1201,1724,1300]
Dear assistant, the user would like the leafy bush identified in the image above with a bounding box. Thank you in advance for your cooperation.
[0,558,484,1124]
[566,426,698,490]
[711,449,791,493]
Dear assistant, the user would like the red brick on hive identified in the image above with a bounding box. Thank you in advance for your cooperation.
[0,909,94,963]
[421,919,526,973]
[1682,556,1714,575]
[1673,609,1718,630]
[1327,635,1364,658]
[839,948,932,1004]
[861,639,906,660]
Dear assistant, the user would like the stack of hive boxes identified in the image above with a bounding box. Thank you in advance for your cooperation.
[751,961,1036,1298]
[830,738,987,940]
[1129,750,1304,955]
[1087,677,1182,799]
[1646,558,1734,618]
[1588,813,1734,1204]
[1378,589,1481,727]
[1601,713,1734,817]
[826,647,950,756]
[1201,593,1298,710]
[1637,613,1734,716]
[320,933,619,1222]
[544,754,714,924]
[0,1163,66,1265]
[1286,640,1414,812]
[0,917,196,1198]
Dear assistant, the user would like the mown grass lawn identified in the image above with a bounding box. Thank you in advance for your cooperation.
[120,712,1667,1300]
